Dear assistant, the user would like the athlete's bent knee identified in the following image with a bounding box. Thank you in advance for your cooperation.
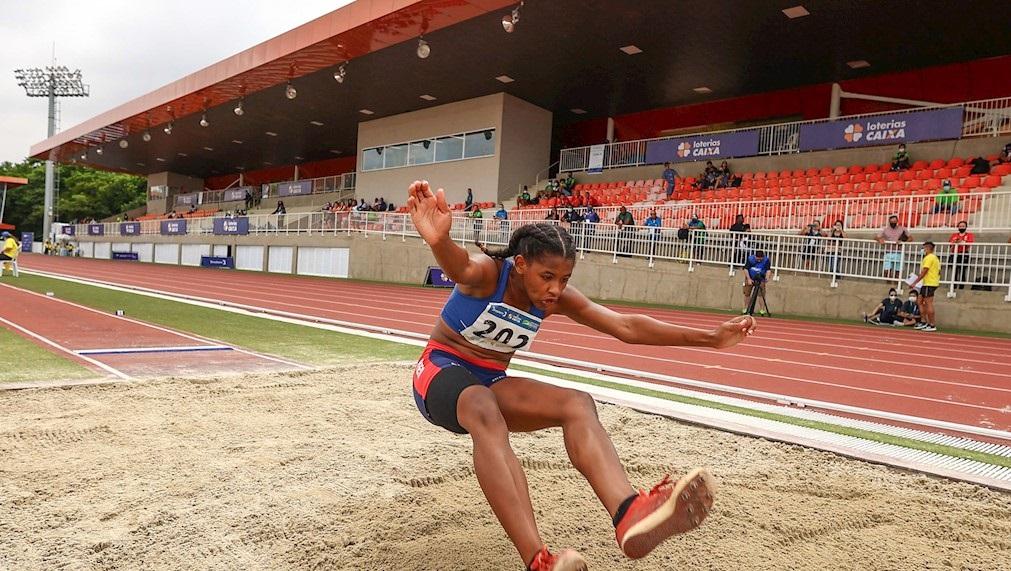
[562,389,598,421]
[457,386,507,434]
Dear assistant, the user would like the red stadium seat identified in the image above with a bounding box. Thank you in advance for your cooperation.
[983,175,1002,188]
[929,159,946,169]
[946,157,965,168]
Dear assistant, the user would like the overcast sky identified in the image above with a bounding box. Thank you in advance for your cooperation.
[0,0,354,164]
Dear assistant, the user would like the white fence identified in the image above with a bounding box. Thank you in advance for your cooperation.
[198,172,357,205]
[71,211,1011,299]
[559,97,1011,172]
[506,189,1011,232]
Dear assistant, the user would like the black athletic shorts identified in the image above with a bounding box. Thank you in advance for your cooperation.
[920,286,937,298]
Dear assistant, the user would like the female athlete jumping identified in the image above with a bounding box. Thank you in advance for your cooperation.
[407,181,756,570]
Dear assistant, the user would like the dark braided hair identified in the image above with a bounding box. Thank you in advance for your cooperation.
[478,222,576,262]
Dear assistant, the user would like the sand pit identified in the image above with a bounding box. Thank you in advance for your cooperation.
[2,364,1009,570]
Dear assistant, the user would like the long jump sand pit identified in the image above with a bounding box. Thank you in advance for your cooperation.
[2,363,1009,570]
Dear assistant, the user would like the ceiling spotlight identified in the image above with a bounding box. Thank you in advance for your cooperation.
[417,37,430,59]
[200,113,209,127]
[119,139,129,149]
[96,147,104,155]
[334,63,346,84]
[164,122,173,135]
[234,99,244,116]
[502,3,522,33]
[285,82,297,100]
[80,151,87,160]
[142,130,151,142]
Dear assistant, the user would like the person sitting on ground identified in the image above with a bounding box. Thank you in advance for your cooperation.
[969,155,991,175]
[891,144,911,171]
[898,290,922,327]
[933,180,959,214]
[272,200,287,215]
[494,203,509,220]
[662,162,678,198]
[545,206,560,221]
[864,288,903,325]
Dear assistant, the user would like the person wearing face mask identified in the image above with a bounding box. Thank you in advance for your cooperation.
[825,220,846,279]
[864,288,903,325]
[909,241,941,332]
[897,290,922,327]
[948,221,974,290]
[876,215,911,279]
[933,180,960,215]
[891,144,911,171]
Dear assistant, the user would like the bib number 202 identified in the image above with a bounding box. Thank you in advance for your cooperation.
[473,319,530,350]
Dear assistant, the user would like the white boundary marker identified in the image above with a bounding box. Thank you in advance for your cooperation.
[17,268,1011,489]
[76,345,233,355]
[0,315,130,380]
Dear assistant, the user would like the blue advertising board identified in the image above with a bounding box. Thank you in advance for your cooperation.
[120,222,141,236]
[112,251,139,261]
[277,180,313,197]
[160,219,188,235]
[424,266,455,287]
[87,224,104,236]
[21,232,33,252]
[645,130,760,165]
[798,107,964,151]
[200,256,234,268]
[62,225,76,236]
[212,217,249,235]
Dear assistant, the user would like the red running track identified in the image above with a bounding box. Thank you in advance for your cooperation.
[19,254,1011,432]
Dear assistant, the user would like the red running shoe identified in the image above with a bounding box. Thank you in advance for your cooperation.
[615,468,717,559]
[527,546,588,571]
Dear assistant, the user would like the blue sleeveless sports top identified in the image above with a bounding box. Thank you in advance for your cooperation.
[440,258,545,354]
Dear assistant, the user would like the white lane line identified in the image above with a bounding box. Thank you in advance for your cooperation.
[23,268,1010,441]
[4,282,309,370]
[75,345,232,355]
[0,315,131,380]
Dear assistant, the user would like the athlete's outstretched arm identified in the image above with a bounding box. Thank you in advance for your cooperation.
[407,180,494,287]
[556,286,755,349]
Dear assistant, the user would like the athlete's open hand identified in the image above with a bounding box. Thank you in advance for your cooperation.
[709,315,757,349]
[407,180,452,244]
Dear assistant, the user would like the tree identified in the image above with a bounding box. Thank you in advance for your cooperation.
[0,160,146,235]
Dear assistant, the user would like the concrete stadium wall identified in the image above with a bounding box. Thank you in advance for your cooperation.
[147,171,207,214]
[69,232,1010,334]
[356,93,551,207]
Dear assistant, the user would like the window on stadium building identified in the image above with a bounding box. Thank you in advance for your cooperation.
[361,128,495,172]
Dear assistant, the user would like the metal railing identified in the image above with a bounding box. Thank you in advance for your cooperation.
[559,96,1011,172]
[506,189,1011,232]
[70,211,1011,300]
[198,172,357,205]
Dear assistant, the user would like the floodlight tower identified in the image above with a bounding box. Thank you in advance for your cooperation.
[14,66,89,238]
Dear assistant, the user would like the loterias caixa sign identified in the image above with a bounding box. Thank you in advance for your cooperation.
[644,130,760,165]
[799,107,964,152]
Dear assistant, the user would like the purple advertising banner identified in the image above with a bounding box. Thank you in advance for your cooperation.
[223,187,253,202]
[87,224,105,236]
[645,130,760,165]
[424,266,455,288]
[160,219,188,235]
[62,225,75,236]
[175,193,198,206]
[277,180,312,197]
[799,107,964,151]
[21,232,34,252]
[120,222,141,236]
[212,217,249,235]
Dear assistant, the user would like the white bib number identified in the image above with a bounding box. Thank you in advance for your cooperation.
[460,303,541,354]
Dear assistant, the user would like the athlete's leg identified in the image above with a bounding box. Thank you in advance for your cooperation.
[456,384,543,565]
[492,377,635,516]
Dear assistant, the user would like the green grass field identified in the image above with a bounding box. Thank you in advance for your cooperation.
[0,327,94,383]
[9,274,420,367]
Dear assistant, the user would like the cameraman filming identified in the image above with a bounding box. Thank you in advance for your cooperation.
[743,249,771,315]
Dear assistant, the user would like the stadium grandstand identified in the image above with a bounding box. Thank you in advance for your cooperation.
[6,1,1011,568]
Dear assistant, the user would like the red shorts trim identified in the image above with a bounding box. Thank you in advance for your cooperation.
[412,341,507,399]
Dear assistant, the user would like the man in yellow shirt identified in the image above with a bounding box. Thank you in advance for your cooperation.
[910,241,941,332]
[1,231,19,276]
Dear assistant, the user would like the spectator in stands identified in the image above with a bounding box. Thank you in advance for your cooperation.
[662,162,678,198]
[715,161,733,188]
[863,288,903,325]
[742,250,771,315]
[465,188,474,211]
[933,180,959,214]
[469,207,483,241]
[494,203,509,220]
[323,202,333,212]
[910,241,941,332]
[995,142,1011,165]
[518,186,533,206]
[687,214,707,260]
[644,209,662,234]
[898,290,922,327]
[563,205,584,225]
[545,206,560,221]
[799,220,824,269]
[379,197,389,211]
[583,205,600,224]
[244,189,254,210]
[729,214,747,233]
[891,144,911,171]
[876,215,911,279]
[949,220,974,290]
[826,220,846,279]
[969,155,992,175]
[562,173,576,196]
[188,203,197,214]
[697,161,718,189]
[615,206,635,228]
[730,216,751,266]
[272,200,287,215]
[356,198,370,211]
